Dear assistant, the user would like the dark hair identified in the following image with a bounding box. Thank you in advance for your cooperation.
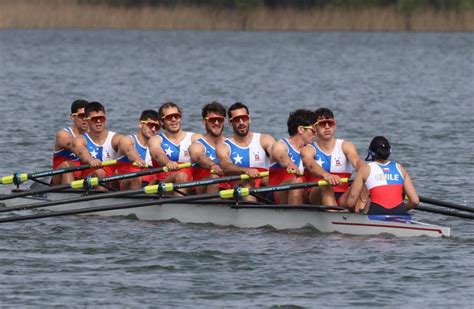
[202,101,226,119]
[287,109,316,136]
[140,110,159,121]
[366,136,391,161]
[314,107,334,120]
[71,99,89,114]
[84,101,105,117]
[158,102,182,119]
[228,102,249,119]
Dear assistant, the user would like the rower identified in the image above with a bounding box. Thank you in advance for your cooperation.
[342,136,419,215]
[269,109,317,204]
[216,102,275,202]
[148,102,201,195]
[51,99,89,185]
[116,110,161,190]
[72,101,123,188]
[302,107,366,208]
[188,102,227,194]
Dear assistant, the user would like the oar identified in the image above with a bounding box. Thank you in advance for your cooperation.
[0,171,269,213]
[0,178,343,224]
[415,205,474,220]
[0,160,117,185]
[0,163,191,201]
[419,196,474,213]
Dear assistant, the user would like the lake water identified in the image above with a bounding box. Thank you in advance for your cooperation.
[0,29,473,307]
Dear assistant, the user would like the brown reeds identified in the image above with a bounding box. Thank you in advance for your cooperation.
[0,0,473,31]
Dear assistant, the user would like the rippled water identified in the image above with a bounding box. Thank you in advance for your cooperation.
[0,30,473,307]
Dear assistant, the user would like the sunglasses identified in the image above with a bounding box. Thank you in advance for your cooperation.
[141,120,161,131]
[71,112,85,119]
[229,114,250,124]
[85,115,106,123]
[314,119,336,128]
[205,116,225,124]
[299,125,316,134]
[161,113,181,121]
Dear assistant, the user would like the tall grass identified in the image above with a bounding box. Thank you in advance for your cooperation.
[0,0,472,31]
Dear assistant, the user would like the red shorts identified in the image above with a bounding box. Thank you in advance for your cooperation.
[53,157,82,179]
[155,167,193,182]
[117,161,156,184]
[81,165,117,179]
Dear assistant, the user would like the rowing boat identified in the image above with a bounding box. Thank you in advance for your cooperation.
[0,187,450,237]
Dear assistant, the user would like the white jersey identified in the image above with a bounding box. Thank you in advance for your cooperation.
[83,131,117,161]
[159,131,194,163]
[310,139,353,174]
[224,133,270,169]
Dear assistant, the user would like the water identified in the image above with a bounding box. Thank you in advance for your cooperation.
[0,29,473,307]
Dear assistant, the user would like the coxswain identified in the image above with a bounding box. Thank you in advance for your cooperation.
[216,102,275,202]
[51,99,89,185]
[342,136,419,215]
[72,101,123,188]
[188,102,227,194]
[116,110,161,190]
[148,102,201,195]
[302,107,366,208]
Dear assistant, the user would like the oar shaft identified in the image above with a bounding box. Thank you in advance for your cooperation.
[420,196,474,213]
[0,184,71,201]
[415,205,474,219]
[29,160,117,179]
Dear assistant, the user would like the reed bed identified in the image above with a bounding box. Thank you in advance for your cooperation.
[0,0,473,31]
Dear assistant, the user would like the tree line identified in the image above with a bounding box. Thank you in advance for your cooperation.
[80,0,474,10]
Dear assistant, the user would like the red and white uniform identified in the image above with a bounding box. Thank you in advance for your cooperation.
[81,131,118,178]
[52,127,80,169]
[365,161,404,210]
[152,131,194,181]
[269,138,304,186]
[117,134,155,184]
[304,139,353,192]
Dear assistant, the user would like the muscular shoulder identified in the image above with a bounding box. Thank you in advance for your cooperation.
[341,140,358,153]
[271,139,288,155]
[300,144,315,157]
[259,133,275,148]
[191,133,204,142]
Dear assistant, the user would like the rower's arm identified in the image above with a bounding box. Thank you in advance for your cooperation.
[343,140,366,171]
[216,143,252,176]
[55,129,74,152]
[148,135,180,171]
[72,136,97,165]
[301,145,340,185]
[189,142,214,170]
[111,133,124,153]
[342,164,370,210]
[399,163,419,210]
[270,140,296,170]
[118,136,144,165]
[261,134,276,158]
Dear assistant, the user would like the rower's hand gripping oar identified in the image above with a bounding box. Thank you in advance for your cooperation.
[0,171,269,213]
[0,162,191,201]
[0,160,117,187]
[0,176,345,224]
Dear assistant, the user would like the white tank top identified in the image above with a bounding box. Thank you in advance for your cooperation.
[159,131,194,163]
[83,131,117,161]
[224,133,270,169]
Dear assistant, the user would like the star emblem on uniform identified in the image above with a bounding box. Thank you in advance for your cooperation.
[90,149,98,158]
[290,154,296,163]
[316,157,325,167]
[232,154,243,164]
[164,146,174,157]
[209,154,215,161]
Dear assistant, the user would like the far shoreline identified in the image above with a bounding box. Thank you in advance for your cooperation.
[1,1,473,32]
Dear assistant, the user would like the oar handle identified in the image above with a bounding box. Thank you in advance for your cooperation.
[147,171,270,194]
[219,177,348,199]
[0,160,118,185]
[68,162,192,189]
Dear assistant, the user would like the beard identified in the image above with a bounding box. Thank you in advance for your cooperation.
[206,123,223,137]
[233,124,249,137]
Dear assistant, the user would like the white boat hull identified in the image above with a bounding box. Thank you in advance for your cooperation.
[0,189,450,238]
